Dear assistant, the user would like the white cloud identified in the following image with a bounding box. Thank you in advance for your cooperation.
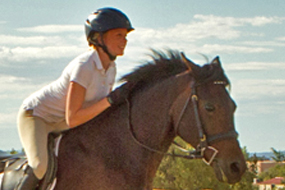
[247,16,285,26]
[17,25,83,33]
[0,75,48,127]
[199,44,273,54]
[1,15,281,64]
[231,78,285,119]
[225,61,285,71]
[232,79,285,100]
[241,40,285,47]
[0,112,17,126]
[0,33,86,64]
[129,22,240,46]
[0,75,42,100]
[0,45,86,63]
[276,36,285,41]
[0,75,52,129]
[0,34,85,46]
[0,35,65,46]
[194,15,285,27]
[127,29,271,55]
[127,15,284,54]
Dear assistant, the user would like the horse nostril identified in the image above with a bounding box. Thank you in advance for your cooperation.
[230,162,240,173]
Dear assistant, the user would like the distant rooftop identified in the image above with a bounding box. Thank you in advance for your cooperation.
[257,177,284,185]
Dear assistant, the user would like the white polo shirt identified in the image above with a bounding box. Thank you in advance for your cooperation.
[23,49,116,123]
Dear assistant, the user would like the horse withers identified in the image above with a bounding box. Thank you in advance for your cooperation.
[0,50,246,190]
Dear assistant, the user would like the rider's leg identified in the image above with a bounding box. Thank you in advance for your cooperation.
[17,106,69,189]
[17,107,50,182]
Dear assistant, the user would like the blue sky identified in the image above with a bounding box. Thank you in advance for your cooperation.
[0,0,284,153]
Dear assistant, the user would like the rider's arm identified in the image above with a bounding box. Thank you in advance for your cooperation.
[65,81,111,128]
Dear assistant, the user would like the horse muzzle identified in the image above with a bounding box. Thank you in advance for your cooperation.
[212,157,246,184]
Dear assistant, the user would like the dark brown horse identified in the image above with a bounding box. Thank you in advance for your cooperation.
[53,50,246,190]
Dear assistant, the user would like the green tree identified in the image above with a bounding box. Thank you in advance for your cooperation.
[154,156,231,190]
[242,146,250,161]
[258,164,285,181]
[230,171,258,190]
[271,147,285,162]
[242,146,258,175]
[10,148,18,154]
[154,143,256,190]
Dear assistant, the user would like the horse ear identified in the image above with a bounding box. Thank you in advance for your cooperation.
[211,56,221,67]
[180,52,198,72]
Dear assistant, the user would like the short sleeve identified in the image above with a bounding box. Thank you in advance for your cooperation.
[70,62,93,89]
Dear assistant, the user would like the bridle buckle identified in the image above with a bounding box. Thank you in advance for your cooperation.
[202,146,219,166]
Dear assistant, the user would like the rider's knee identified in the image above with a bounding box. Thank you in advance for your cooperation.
[30,160,47,180]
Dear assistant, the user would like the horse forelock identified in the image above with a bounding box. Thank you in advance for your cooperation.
[195,63,230,87]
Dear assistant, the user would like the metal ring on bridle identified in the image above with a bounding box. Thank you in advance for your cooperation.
[191,94,198,101]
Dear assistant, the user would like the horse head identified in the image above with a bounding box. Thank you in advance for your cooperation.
[170,53,246,184]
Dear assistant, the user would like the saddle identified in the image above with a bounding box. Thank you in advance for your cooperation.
[0,133,61,190]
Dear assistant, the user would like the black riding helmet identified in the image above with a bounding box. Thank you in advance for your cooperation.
[85,8,134,61]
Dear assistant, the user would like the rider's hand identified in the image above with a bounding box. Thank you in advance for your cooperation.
[107,82,133,106]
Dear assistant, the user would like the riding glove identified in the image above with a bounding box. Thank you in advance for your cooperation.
[107,82,133,106]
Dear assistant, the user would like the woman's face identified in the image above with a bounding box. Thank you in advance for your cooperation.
[103,28,128,57]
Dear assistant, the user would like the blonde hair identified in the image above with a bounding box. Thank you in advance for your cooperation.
[88,32,100,47]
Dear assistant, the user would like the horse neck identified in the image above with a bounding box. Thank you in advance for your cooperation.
[130,73,192,153]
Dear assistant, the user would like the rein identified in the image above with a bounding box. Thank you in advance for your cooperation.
[126,78,238,165]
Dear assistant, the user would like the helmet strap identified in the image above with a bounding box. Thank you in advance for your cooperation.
[89,33,117,61]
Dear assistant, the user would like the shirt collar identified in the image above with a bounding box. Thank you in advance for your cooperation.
[92,49,116,71]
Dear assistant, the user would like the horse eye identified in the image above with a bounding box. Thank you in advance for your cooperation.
[205,103,215,112]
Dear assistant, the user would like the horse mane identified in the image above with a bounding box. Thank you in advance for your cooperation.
[120,49,230,92]
[120,50,188,90]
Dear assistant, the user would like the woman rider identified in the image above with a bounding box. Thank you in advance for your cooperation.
[16,7,134,189]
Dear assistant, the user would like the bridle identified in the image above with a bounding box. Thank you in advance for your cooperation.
[171,79,238,165]
[126,76,238,165]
